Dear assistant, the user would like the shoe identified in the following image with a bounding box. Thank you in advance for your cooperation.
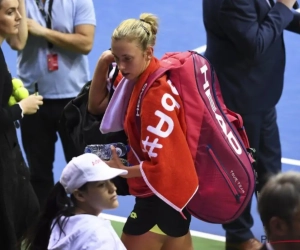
[226,238,263,250]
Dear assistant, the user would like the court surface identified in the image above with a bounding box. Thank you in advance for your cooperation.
[2,1,300,248]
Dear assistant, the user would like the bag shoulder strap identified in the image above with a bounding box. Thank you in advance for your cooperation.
[108,63,120,101]
[133,66,170,141]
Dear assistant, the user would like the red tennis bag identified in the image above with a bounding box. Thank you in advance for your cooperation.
[135,51,256,224]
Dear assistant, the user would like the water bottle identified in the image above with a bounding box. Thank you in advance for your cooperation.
[84,142,129,160]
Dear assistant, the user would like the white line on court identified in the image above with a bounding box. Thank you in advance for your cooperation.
[282,158,300,166]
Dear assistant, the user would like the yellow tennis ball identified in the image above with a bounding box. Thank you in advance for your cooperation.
[12,78,23,91]
[8,96,17,106]
[14,87,29,101]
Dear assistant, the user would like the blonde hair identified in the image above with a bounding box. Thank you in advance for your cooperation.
[112,13,159,50]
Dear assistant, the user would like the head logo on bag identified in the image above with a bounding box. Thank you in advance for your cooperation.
[134,51,256,224]
[200,64,242,156]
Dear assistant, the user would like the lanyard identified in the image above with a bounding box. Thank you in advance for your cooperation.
[35,0,54,49]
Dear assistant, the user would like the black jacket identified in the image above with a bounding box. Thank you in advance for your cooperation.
[203,0,300,114]
[0,47,39,250]
[260,243,268,250]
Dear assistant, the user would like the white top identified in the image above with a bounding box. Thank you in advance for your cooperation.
[48,214,126,250]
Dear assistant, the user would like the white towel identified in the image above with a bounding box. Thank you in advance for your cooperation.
[100,77,136,134]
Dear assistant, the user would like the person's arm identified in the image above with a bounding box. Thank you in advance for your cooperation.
[285,10,300,33]
[6,0,28,50]
[0,95,43,131]
[40,25,94,55]
[0,61,22,130]
[27,0,96,54]
[0,104,23,131]
[219,0,295,59]
[88,51,115,115]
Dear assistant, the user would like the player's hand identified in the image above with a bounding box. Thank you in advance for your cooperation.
[104,145,126,170]
[99,50,115,67]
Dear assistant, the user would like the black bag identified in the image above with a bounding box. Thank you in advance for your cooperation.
[60,64,130,195]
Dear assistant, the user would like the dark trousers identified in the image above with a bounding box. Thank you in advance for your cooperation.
[20,98,78,209]
[0,128,40,250]
[223,108,282,244]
